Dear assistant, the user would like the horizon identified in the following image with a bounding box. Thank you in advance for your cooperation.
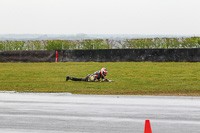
[0,33,199,41]
[0,33,200,36]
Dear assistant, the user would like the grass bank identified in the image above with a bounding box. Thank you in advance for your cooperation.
[0,62,199,96]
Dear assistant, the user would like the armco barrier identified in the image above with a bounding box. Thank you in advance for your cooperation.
[0,49,200,62]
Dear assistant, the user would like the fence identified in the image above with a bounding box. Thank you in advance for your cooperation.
[0,49,200,62]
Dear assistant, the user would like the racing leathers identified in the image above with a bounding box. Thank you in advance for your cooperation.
[66,70,110,82]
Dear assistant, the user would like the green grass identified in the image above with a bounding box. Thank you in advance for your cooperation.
[0,62,200,96]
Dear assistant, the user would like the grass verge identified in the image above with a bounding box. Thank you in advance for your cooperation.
[0,62,200,96]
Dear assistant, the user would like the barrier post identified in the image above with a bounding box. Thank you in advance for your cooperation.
[55,51,58,63]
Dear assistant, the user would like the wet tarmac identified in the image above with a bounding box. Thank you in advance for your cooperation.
[0,92,200,133]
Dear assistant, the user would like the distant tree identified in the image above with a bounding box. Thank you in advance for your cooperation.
[153,38,163,48]
[181,38,197,48]
[12,41,25,50]
[197,38,200,48]
[80,39,94,49]
[45,40,62,50]
[33,41,43,50]
[93,39,104,49]
[117,40,126,49]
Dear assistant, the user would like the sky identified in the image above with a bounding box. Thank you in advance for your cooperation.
[0,0,200,35]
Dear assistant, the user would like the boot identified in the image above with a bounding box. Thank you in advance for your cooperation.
[66,76,70,81]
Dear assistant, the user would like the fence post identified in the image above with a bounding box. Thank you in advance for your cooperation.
[55,51,58,63]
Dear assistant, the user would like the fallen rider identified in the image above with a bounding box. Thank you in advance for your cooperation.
[66,68,113,82]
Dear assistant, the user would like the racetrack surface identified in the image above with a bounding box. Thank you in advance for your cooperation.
[0,92,200,133]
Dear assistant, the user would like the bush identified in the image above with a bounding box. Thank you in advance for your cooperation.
[1,37,200,51]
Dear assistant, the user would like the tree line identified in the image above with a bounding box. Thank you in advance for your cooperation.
[0,37,200,51]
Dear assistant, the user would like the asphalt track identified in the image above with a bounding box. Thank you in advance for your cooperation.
[0,92,200,133]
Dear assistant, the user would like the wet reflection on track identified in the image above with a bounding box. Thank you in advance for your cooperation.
[0,92,200,133]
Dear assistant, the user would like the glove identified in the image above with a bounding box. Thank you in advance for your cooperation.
[101,79,114,82]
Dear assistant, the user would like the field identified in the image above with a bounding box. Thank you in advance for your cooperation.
[0,62,200,96]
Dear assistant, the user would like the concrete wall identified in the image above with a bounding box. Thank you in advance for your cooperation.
[62,49,200,62]
[0,50,56,62]
[0,49,200,62]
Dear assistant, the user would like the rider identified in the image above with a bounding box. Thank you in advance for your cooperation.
[66,68,113,82]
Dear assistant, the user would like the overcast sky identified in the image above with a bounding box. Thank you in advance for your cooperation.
[0,0,200,35]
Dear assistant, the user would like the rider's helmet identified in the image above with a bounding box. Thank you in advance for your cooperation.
[101,68,108,76]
